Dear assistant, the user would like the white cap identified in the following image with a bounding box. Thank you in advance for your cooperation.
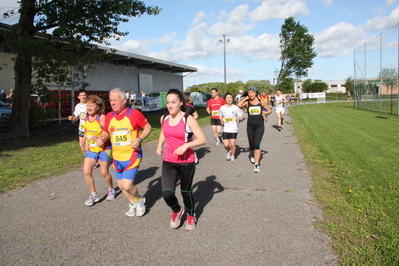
[239,90,243,93]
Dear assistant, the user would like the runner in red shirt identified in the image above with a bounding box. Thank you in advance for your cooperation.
[206,88,226,146]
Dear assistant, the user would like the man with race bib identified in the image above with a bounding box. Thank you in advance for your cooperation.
[206,88,226,146]
[96,87,152,218]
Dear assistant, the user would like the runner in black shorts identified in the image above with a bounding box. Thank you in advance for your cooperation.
[237,86,272,173]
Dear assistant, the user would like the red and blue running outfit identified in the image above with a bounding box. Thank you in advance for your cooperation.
[103,108,148,181]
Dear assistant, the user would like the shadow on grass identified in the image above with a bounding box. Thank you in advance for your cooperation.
[0,122,79,154]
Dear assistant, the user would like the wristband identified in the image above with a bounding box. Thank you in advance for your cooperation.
[138,137,143,142]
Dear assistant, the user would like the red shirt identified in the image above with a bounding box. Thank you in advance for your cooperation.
[207,97,226,119]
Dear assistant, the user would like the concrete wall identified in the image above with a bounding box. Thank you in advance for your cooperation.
[84,64,183,94]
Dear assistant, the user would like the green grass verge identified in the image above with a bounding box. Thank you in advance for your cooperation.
[289,102,399,265]
[0,107,210,194]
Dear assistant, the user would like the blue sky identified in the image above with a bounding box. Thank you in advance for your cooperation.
[1,0,398,89]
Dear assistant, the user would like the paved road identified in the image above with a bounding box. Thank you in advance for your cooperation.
[0,106,337,265]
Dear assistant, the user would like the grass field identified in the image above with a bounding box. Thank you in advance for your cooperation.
[289,102,399,265]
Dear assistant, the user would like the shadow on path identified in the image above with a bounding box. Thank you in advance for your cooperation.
[192,175,224,218]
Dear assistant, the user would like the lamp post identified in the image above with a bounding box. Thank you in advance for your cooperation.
[219,34,230,95]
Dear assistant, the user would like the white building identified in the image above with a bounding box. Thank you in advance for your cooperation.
[294,80,347,94]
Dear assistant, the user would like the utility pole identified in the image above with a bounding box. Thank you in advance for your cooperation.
[219,34,230,95]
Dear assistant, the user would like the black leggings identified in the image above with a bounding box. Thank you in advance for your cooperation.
[246,120,264,150]
[161,161,196,216]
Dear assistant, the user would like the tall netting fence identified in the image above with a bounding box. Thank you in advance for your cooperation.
[354,23,398,115]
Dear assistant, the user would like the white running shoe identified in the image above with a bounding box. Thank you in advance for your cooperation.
[135,196,146,217]
[249,154,255,164]
[85,193,99,206]
[226,151,231,161]
[230,156,236,163]
[215,139,221,146]
[106,188,116,201]
[125,203,136,217]
[254,163,260,173]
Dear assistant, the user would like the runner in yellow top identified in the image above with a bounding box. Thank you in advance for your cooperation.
[82,95,114,206]
[96,87,152,217]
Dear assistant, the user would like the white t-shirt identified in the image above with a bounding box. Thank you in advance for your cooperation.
[73,103,86,133]
[235,93,244,102]
[219,104,244,133]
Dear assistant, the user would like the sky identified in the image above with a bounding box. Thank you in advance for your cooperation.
[1,0,398,90]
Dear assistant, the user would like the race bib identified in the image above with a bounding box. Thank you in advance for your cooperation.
[248,106,261,115]
[86,134,99,147]
[212,110,219,116]
[112,130,132,146]
[224,117,235,122]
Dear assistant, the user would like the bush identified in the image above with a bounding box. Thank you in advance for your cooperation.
[28,103,56,129]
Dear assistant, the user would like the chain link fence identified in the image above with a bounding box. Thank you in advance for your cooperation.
[354,23,398,115]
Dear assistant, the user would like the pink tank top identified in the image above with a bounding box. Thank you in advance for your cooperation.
[162,114,194,163]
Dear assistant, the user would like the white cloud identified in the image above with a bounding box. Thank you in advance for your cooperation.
[191,11,206,26]
[184,64,247,87]
[314,22,366,58]
[385,0,397,6]
[249,0,309,21]
[115,39,150,55]
[317,0,333,7]
[365,6,399,32]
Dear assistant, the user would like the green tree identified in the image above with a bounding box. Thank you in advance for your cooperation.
[277,17,317,86]
[307,81,328,93]
[2,0,161,138]
[344,76,354,95]
[276,77,294,93]
[301,78,313,93]
[378,67,398,114]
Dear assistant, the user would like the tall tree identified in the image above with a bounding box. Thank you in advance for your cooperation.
[378,67,398,114]
[277,17,317,86]
[2,0,161,138]
[344,76,354,95]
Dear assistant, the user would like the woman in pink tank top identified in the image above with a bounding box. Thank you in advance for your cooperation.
[156,89,206,231]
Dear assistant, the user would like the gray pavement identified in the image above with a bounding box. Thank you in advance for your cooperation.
[0,107,337,265]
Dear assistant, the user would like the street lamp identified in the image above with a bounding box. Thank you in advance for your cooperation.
[219,34,230,95]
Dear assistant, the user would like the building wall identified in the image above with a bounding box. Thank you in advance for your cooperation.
[294,80,347,94]
[84,64,183,94]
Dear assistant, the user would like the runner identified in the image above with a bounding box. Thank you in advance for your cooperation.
[274,89,288,131]
[186,96,199,120]
[235,90,244,103]
[68,88,87,155]
[237,86,272,173]
[82,95,115,206]
[259,91,270,121]
[219,93,244,163]
[206,88,226,146]
[96,87,152,217]
[156,89,206,231]
[186,96,199,163]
